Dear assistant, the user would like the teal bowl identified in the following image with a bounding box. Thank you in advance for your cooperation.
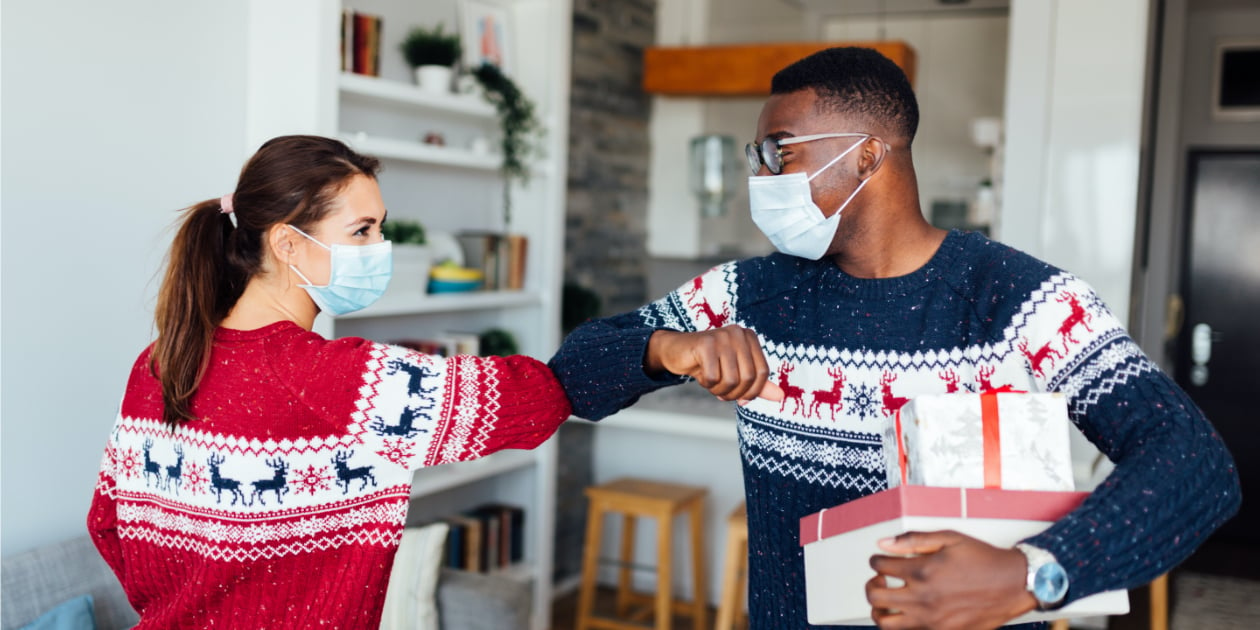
[428,278,482,294]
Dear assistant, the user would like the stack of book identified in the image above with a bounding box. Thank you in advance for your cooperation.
[341,10,382,76]
[391,332,480,358]
[456,232,528,291]
[440,503,525,573]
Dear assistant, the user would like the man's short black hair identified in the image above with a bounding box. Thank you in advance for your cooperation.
[771,47,919,144]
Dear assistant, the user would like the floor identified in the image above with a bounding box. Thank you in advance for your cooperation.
[549,572,1260,630]
[550,585,732,630]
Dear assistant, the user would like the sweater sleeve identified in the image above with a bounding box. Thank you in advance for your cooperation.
[86,426,126,583]
[548,262,740,420]
[1015,274,1240,602]
[280,333,571,471]
[360,344,572,470]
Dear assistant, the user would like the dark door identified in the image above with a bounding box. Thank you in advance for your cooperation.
[1174,151,1260,547]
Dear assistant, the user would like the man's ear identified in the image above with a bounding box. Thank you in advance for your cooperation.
[858,137,889,179]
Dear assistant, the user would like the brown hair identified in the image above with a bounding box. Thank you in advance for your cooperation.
[151,135,381,427]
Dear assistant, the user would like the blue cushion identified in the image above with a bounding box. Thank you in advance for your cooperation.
[19,595,96,630]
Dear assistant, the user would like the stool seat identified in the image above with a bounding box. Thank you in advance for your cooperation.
[585,479,707,511]
[576,478,708,630]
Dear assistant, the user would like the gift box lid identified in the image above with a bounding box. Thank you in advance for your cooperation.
[800,486,1089,546]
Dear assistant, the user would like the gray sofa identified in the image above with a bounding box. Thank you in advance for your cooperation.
[2,535,531,630]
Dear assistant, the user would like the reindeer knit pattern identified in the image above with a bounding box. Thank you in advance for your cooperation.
[88,321,570,629]
[549,229,1239,629]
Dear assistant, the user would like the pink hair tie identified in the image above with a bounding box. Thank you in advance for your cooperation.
[220,193,238,228]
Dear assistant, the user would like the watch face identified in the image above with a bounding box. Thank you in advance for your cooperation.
[1033,562,1070,604]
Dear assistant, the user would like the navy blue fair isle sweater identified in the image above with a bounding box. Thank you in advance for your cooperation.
[549,230,1240,629]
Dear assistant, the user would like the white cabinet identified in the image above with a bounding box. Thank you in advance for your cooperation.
[246,2,571,628]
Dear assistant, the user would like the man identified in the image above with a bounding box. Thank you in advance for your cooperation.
[550,47,1239,629]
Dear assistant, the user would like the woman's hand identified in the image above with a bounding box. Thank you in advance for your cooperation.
[865,530,1038,630]
[646,326,784,403]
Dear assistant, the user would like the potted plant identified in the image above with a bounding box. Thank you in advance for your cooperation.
[400,24,461,93]
[382,219,432,294]
[472,62,545,225]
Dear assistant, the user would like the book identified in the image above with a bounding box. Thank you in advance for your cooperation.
[456,231,528,291]
[444,514,484,572]
[351,12,383,77]
[506,235,528,290]
[391,338,458,357]
[443,331,482,357]
[470,502,525,568]
[466,504,504,571]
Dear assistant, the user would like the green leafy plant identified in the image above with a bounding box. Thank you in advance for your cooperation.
[399,24,462,68]
[478,327,519,357]
[381,218,426,245]
[472,62,545,225]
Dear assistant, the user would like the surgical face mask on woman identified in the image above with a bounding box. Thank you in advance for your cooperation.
[747,133,886,260]
[287,225,392,316]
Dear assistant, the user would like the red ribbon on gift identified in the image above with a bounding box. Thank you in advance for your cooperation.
[980,385,1023,489]
[896,385,1025,488]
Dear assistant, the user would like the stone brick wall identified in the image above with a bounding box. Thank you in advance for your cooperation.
[554,0,656,585]
[564,0,655,317]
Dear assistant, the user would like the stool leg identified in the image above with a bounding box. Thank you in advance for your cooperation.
[616,515,638,617]
[576,501,605,630]
[1150,573,1169,630]
[1049,620,1070,630]
[656,510,674,630]
[689,500,708,629]
[735,542,747,629]
[715,518,742,630]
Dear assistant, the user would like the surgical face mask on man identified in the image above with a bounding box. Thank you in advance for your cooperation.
[287,225,393,316]
[748,134,884,260]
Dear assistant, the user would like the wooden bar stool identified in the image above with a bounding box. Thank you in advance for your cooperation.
[575,478,708,630]
[1047,572,1167,630]
[715,502,748,630]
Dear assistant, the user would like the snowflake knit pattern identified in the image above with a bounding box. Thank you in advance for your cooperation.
[88,321,570,629]
[549,229,1239,629]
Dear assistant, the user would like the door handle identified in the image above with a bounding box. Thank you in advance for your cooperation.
[1190,322,1221,386]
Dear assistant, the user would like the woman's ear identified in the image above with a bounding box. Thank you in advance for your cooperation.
[267,224,297,264]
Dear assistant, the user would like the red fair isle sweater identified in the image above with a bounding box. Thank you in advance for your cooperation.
[87,321,571,629]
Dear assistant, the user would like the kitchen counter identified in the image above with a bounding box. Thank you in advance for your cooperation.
[595,385,740,441]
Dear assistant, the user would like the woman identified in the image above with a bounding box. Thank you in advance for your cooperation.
[87,135,571,628]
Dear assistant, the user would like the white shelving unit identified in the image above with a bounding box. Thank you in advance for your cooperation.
[246,1,572,627]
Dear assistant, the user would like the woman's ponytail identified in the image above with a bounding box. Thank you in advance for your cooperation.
[150,198,243,428]
[148,135,380,428]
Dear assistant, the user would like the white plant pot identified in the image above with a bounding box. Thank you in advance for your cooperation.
[415,65,453,93]
[391,243,433,296]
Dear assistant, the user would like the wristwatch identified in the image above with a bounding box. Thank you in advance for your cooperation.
[1015,543,1069,609]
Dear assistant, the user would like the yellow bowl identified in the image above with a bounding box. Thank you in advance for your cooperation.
[430,265,484,282]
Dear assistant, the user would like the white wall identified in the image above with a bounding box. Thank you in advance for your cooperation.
[647,0,1010,259]
[1,0,251,556]
[821,14,1009,218]
[1000,0,1150,324]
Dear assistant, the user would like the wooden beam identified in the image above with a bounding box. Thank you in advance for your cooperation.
[643,41,916,96]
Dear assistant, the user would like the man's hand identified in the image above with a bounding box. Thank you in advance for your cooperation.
[865,530,1038,630]
[646,327,784,403]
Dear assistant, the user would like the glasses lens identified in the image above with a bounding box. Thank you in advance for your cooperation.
[744,143,762,175]
[761,138,782,174]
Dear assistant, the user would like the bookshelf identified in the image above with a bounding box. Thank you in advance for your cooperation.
[246,1,572,628]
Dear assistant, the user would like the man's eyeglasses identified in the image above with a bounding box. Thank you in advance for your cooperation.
[744,133,874,175]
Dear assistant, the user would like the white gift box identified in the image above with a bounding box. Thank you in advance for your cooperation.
[886,391,1075,491]
[799,486,1130,626]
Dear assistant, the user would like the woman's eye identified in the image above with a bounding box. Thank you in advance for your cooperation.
[353,226,370,237]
